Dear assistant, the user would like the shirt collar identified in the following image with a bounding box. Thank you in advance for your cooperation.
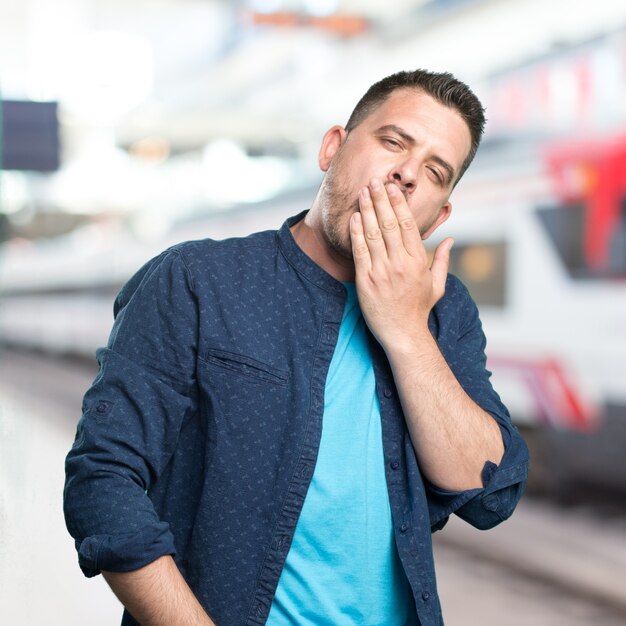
[277,211,346,295]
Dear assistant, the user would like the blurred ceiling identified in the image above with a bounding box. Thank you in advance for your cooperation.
[0,0,625,235]
[3,0,626,158]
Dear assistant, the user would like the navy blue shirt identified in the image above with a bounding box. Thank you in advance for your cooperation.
[64,212,529,626]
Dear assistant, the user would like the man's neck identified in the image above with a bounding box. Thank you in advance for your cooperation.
[290,214,355,283]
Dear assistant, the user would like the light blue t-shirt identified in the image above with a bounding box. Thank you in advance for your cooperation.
[267,283,417,625]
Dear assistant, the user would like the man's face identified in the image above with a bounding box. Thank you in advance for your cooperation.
[316,88,472,260]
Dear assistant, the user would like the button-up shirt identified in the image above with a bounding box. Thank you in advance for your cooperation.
[64,211,529,626]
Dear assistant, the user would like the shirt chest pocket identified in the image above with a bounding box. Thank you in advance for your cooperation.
[200,347,290,386]
[198,348,294,449]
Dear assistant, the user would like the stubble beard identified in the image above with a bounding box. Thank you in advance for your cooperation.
[318,164,359,261]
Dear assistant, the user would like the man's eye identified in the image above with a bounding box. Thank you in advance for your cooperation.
[428,167,443,184]
[384,138,401,149]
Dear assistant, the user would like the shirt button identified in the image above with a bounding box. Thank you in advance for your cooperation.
[383,388,393,398]
[391,461,400,470]
[324,324,337,343]
[400,522,409,533]
[422,591,430,601]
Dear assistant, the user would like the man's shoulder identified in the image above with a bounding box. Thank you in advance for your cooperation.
[171,226,278,257]
[443,272,472,305]
[165,226,280,271]
[116,227,282,308]
[432,273,480,328]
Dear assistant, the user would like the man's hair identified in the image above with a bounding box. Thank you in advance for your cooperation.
[345,69,486,184]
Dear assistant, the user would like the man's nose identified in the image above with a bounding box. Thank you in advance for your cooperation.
[389,158,419,192]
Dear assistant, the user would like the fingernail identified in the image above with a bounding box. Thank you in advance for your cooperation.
[387,183,398,195]
[370,178,381,190]
[360,187,370,200]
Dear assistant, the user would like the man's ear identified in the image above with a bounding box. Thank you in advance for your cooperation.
[422,202,452,239]
[319,126,348,172]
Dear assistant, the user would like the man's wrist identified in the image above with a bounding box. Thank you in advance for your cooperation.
[381,324,437,361]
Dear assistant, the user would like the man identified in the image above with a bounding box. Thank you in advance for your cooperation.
[64,69,528,626]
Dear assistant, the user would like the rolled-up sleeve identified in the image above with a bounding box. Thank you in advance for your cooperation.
[427,427,528,532]
[426,276,529,532]
[63,248,199,577]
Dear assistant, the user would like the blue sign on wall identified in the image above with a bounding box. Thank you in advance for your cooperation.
[1,100,60,172]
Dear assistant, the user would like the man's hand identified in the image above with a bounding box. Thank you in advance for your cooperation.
[349,177,504,490]
[349,177,453,351]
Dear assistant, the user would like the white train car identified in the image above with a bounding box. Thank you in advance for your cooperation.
[438,136,626,495]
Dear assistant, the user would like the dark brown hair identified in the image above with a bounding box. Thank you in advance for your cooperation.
[345,69,486,184]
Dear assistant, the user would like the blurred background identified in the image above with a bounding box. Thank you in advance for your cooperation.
[1,0,625,624]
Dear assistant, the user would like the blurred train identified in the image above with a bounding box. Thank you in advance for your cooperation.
[441,135,626,498]
[2,135,625,498]
[2,28,626,498]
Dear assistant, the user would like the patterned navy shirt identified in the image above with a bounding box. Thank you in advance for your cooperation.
[64,211,529,626]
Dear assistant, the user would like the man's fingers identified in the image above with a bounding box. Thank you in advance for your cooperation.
[350,211,372,272]
[385,183,422,257]
[431,238,454,295]
[368,179,409,258]
[358,186,387,261]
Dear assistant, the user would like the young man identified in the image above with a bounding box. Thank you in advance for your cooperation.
[64,69,528,626]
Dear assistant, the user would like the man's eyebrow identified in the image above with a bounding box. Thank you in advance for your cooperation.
[375,124,456,186]
[376,124,416,146]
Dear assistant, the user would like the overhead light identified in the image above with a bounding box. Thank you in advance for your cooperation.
[58,31,154,124]
[0,172,31,215]
[202,139,291,204]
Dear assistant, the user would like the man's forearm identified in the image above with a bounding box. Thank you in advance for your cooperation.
[103,555,216,626]
[387,329,504,492]
[348,181,505,490]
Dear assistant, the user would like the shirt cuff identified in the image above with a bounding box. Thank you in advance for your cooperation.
[427,418,529,531]
[75,521,176,577]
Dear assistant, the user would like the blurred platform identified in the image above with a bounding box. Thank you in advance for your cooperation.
[0,350,120,625]
[1,348,625,625]
[434,502,626,625]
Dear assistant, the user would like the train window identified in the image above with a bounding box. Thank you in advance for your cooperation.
[443,241,507,308]
[611,201,626,274]
[536,199,626,279]
[536,203,586,275]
